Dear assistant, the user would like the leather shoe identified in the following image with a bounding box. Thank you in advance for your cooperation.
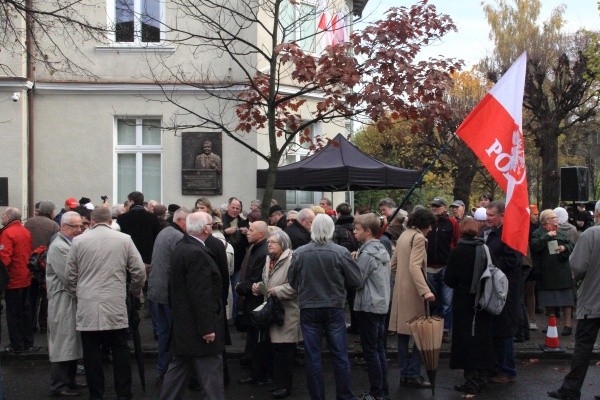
[257,378,275,387]
[71,382,87,389]
[272,388,291,399]
[237,377,258,385]
[51,388,80,397]
[562,326,573,336]
[548,389,579,400]
[400,376,431,388]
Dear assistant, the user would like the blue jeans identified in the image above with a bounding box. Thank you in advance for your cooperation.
[427,268,453,331]
[493,336,516,378]
[357,312,388,397]
[300,308,354,400]
[397,334,421,378]
[150,302,173,376]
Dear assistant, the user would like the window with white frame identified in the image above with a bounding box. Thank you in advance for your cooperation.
[280,0,317,53]
[115,118,162,202]
[109,0,163,44]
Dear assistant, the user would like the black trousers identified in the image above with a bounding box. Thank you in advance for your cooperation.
[29,281,48,331]
[51,360,77,393]
[5,286,34,351]
[246,326,272,380]
[81,329,132,400]
[559,317,600,399]
[271,342,295,391]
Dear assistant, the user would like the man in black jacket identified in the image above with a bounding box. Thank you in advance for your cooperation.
[284,208,314,250]
[482,201,522,385]
[159,212,225,400]
[236,221,270,386]
[117,191,160,267]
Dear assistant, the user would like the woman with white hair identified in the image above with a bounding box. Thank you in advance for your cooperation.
[531,209,575,336]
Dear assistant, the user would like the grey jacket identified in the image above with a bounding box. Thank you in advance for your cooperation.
[288,241,361,309]
[570,223,600,319]
[353,239,391,315]
[148,224,185,305]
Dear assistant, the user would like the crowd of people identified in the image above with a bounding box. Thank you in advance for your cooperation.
[0,192,599,400]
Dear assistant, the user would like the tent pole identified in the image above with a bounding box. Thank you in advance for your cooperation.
[377,133,456,237]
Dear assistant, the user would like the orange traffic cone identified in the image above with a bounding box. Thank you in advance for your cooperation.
[540,314,564,352]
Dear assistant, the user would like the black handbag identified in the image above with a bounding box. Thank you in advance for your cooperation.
[249,296,285,329]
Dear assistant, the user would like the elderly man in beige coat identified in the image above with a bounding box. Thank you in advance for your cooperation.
[389,208,436,390]
[47,211,86,397]
[66,207,146,400]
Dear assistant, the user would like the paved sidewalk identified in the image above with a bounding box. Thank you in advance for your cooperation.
[3,307,599,362]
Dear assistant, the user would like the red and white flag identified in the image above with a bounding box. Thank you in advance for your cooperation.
[456,52,529,255]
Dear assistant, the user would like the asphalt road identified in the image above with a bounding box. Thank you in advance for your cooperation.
[2,356,600,399]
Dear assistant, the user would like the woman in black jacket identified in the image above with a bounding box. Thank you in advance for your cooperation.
[445,218,495,394]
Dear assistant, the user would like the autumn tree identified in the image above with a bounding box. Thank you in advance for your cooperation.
[354,69,497,212]
[481,0,600,209]
[147,0,461,215]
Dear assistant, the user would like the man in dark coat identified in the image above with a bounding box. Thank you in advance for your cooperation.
[222,197,249,322]
[159,212,225,400]
[205,225,232,385]
[482,201,522,384]
[117,191,160,266]
[284,208,314,250]
[235,221,270,386]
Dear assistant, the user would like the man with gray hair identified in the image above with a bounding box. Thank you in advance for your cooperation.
[148,207,191,381]
[284,208,315,250]
[160,212,225,400]
[378,198,396,224]
[287,214,362,400]
[549,201,600,400]
[25,200,60,335]
[66,207,146,400]
[46,211,86,397]
[0,207,34,354]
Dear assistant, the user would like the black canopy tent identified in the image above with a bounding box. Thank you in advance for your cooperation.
[256,134,421,191]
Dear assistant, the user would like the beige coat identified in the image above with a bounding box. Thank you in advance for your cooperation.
[389,228,430,335]
[46,233,83,362]
[261,249,302,343]
[66,224,146,331]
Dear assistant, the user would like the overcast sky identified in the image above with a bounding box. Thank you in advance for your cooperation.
[357,0,599,67]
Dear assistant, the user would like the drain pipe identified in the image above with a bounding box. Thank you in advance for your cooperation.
[25,0,35,217]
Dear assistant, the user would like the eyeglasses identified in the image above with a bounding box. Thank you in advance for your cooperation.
[430,204,442,208]
[65,223,84,229]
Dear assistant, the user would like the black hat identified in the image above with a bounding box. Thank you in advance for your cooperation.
[269,205,284,216]
[79,197,91,205]
[168,204,181,213]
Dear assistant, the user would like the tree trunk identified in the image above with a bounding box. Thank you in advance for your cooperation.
[452,166,477,212]
[539,127,560,209]
[261,158,280,220]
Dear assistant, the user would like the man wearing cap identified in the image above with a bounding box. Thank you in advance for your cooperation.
[55,198,79,225]
[449,200,467,222]
[426,197,459,340]
[25,200,60,335]
[269,205,287,230]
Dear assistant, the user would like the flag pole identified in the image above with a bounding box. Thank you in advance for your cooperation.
[377,132,456,238]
